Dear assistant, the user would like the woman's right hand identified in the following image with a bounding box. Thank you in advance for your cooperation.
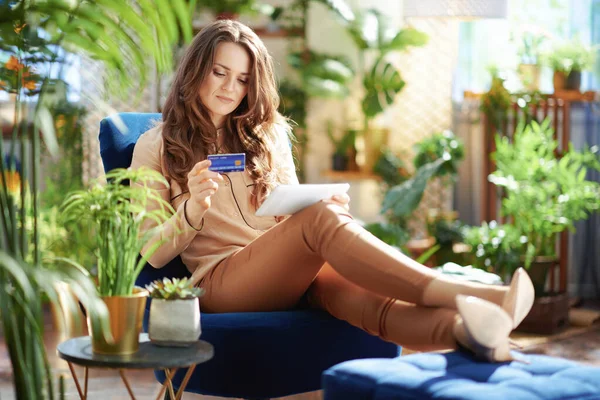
[186,160,224,221]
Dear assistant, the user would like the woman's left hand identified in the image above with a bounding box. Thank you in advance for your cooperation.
[323,193,351,212]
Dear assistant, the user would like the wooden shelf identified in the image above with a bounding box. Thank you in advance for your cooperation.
[322,170,381,181]
[464,90,597,102]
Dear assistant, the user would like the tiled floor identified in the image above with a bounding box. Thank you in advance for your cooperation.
[1,303,599,400]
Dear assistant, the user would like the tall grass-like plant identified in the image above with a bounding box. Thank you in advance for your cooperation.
[61,168,175,297]
[0,1,192,398]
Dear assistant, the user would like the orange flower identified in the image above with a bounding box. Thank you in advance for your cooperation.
[22,79,36,90]
[14,23,26,34]
[6,55,24,72]
[4,170,21,195]
[0,80,6,90]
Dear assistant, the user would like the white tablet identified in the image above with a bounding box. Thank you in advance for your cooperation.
[255,183,350,217]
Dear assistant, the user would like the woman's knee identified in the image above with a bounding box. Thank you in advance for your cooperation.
[293,202,352,246]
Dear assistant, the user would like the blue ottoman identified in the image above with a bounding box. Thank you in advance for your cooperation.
[323,351,600,400]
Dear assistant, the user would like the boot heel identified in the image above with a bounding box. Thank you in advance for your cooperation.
[502,268,535,328]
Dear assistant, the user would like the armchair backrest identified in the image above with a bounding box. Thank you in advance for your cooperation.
[98,112,191,286]
[99,112,162,172]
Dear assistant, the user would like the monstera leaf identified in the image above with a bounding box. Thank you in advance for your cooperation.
[381,27,429,53]
[362,57,405,118]
[381,159,445,218]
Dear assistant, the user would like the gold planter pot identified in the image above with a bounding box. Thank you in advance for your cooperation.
[88,288,147,355]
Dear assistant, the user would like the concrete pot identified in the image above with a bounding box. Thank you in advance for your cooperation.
[149,298,201,347]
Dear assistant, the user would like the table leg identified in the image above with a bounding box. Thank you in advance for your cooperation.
[155,368,178,400]
[84,366,89,397]
[175,364,196,400]
[167,369,177,400]
[67,362,86,400]
[119,369,137,400]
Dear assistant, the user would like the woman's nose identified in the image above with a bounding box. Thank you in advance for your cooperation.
[222,77,235,92]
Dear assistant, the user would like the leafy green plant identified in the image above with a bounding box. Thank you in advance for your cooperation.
[287,50,354,99]
[413,130,464,180]
[462,221,524,279]
[1,2,191,396]
[489,119,600,268]
[543,40,597,74]
[316,2,428,131]
[147,277,205,300]
[61,168,175,297]
[517,29,549,65]
[368,130,464,248]
[373,149,409,190]
[480,68,512,134]
[427,215,464,248]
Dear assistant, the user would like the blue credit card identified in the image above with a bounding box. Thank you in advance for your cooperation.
[207,153,246,173]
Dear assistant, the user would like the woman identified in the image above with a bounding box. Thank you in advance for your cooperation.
[131,19,533,362]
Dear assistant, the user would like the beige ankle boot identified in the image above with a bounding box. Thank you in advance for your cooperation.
[421,269,534,329]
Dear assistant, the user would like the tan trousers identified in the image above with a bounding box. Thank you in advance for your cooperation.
[199,202,506,352]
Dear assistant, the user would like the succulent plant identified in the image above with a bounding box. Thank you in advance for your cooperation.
[146,277,204,300]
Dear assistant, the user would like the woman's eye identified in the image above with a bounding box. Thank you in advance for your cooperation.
[214,71,225,77]
[238,79,248,85]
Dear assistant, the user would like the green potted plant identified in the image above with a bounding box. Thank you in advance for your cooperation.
[366,131,463,252]
[413,130,464,180]
[146,277,205,346]
[544,39,597,91]
[326,120,356,171]
[484,119,600,333]
[372,148,410,191]
[480,67,512,134]
[515,27,549,91]
[489,119,600,292]
[427,209,467,266]
[61,168,175,355]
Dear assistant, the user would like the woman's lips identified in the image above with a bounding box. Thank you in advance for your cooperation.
[217,96,234,104]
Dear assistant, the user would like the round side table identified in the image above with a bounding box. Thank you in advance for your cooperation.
[57,333,213,400]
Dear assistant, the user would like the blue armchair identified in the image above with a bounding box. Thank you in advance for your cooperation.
[98,112,400,399]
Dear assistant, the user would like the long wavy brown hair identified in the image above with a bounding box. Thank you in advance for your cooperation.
[161,19,292,207]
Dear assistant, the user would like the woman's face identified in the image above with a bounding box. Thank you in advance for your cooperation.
[199,42,251,127]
